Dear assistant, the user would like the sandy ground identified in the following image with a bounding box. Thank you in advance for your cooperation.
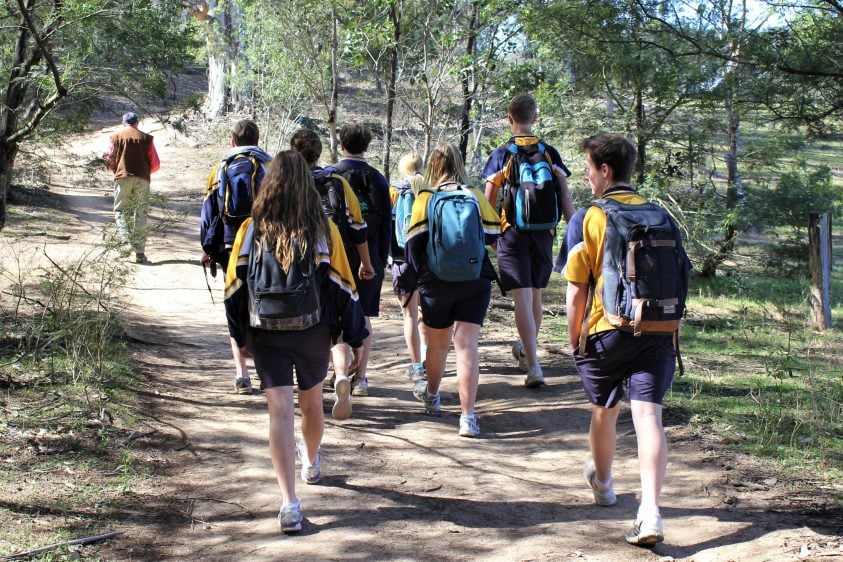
[6,117,841,561]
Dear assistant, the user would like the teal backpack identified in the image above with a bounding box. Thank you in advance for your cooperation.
[425,186,485,282]
[393,180,415,249]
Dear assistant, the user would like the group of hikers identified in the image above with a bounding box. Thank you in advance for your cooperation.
[108,94,689,547]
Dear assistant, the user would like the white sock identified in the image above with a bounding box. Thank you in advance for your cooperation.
[637,505,660,519]
[284,498,300,509]
[420,344,428,358]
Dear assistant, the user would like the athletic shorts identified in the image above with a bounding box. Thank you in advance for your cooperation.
[574,330,676,407]
[496,228,554,291]
[419,277,491,329]
[391,261,415,297]
[356,271,384,317]
[251,322,331,391]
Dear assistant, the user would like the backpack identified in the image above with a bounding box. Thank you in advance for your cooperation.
[593,198,691,336]
[503,142,559,231]
[425,186,486,282]
[393,181,415,249]
[313,170,347,232]
[247,236,321,331]
[220,153,266,225]
[337,167,381,235]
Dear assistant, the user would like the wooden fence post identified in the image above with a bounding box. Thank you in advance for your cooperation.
[808,212,832,330]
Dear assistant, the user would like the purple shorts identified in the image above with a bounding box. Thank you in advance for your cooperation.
[251,323,331,391]
[574,330,676,407]
[496,228,554,291]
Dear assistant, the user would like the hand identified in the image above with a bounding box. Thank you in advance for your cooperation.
[240,346,253,359]
[200,253,213,266]
[359,262,375,281]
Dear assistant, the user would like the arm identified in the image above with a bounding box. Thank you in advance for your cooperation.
[103,137,116,172]
[557,174,575,223]
[484,180,498,208]
[356,242,374,279]
[148,141,161,174]
[566,280,589,353]
[377,181,392,269]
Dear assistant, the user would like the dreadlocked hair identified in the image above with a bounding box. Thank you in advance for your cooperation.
[251,150,330,270]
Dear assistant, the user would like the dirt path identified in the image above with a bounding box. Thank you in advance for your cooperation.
[35,120,842,561]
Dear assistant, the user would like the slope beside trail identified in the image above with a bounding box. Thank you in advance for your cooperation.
[42,118,840,561]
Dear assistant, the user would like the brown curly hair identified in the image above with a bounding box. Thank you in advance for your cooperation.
[251,150,330,270]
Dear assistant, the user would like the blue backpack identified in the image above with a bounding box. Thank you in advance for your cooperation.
[393,180,415,249]
[425,186,485,282]
[504,142,559,231]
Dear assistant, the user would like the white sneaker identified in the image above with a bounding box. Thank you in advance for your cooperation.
[278,501,302,533]
[351,376,368,397]
[332,375,352,420]
[297,443,321,484]
[511,340,529,373]
[524,365,546,388]
[458,414,480,437]
[625,513,664,546]
[583,459,617,507]
[404,365,426,382]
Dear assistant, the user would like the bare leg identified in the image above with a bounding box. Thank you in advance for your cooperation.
[424,325,453,395]
[630,400,667,512]
[512,287,539,366]
[453,321,481,415]
[298,382,325,464]
[589,403,621,486]
[330,343,350,379]
[399,291,421,364]
[265,386,296,504]
[231,337,249,380]
[356,316,373,380]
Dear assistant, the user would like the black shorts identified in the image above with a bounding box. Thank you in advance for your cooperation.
[391,261,415,297]
[574,330,676,407]
[251,322,331,391]
[356,270,384,317]
[419,277,491,329]
[496,228,554,291]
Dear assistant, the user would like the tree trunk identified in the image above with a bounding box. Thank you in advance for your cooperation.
[328,4,340,163]
[458,1,480,162]
[0,148,16,232]
[634,85,646,185]
[383,2,401,184]
[204,0,230,117]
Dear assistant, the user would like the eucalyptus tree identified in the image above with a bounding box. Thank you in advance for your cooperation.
[0,0,195,231]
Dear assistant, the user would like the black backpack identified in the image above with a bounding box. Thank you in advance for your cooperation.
[503,142,560,231]
[336,167,381,234]
[313,170,348,233]
[247,236,321,331]
[220,153,266,226]
[593,198,691,336]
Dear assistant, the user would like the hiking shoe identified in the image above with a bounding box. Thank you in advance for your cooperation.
[297,442,321,484]
[524,365,546,388]
[351,377,368,397]
[332,376,352,420]
[511,340,529,373]
[583,459,617,507]
[134,252,149,264]
[412,379,441,414]
[405,365,426,382]
[278,502,302,534]
[625,514,664,546]
[235,377,253,395]
[458,414,480,437]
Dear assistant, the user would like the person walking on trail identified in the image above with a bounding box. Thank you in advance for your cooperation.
[402,143,500,437]
[289,128,374,420]
[223,151,367,534]
[481,94,574,388]
[200,119,272,395]
[389,152,428,387]
[327,123,392,398]
[104,112,160,264]
[563,134,676,547]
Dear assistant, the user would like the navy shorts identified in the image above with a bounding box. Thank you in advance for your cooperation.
[391,261,414,297]
[419,277,491,329]
[251,322,331,391]
[496,228,554,291]
[356,271,384,317]
[574,330,676,407]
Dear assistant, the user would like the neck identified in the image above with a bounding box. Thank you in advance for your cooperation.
[510,125,533,135]
[342,151,365,159]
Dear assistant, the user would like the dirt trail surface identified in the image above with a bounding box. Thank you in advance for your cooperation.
[16,119,841,561]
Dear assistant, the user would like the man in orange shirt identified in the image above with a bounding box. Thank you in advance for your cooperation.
[104,112,160,264]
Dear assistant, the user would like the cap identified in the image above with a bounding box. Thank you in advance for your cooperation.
[122,112,139,125]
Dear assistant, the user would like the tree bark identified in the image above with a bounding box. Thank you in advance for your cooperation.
[634,85,647,186]
[328,3,340,163]
[808,213,832,330]
[383,2,401,184]
[458,1,480,162]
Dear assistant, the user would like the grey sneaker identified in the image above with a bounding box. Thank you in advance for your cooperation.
[351,377,368,397]
[332,376,352,420]
[625,514,664,546]
[511,340,529,373]
[235,377,253,395]
[412,379,441,414]
[297,442,321,484]
[278,502,302,533]
[583,459,617,507]
[458,414,480,437]
[405,365,426,382]
[524,365,546,388]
